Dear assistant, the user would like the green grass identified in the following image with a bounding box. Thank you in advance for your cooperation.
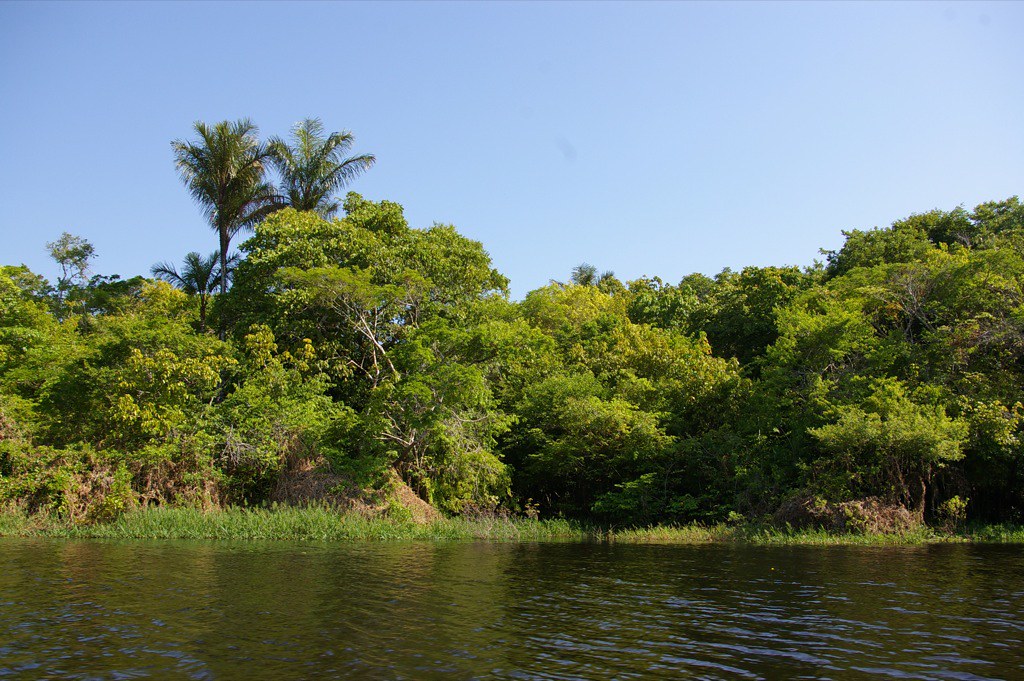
[0,506,592,542]
[956,523,1024,543]
[739,525,943,546]
[0,510,39,536]
[596,524,733,543]
[1,506,1022,544]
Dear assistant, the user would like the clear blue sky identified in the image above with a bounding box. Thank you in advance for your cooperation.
[2,1,1021,298]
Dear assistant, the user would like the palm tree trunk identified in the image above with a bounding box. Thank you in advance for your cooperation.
[219,228,229,296]
[218,226,230,340]
[198,293,208,330]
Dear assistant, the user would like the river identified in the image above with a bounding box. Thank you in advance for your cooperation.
[1,539,1021,679]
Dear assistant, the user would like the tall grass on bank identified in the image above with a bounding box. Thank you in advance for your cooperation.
[959,523,1024,543]
[598,524,733,543]
[0,507,727,542]
[0,510,39,536]
[736,523,1024,545]
[740,525,941,546]
[1,507,1022,544]
[0,506,590,542]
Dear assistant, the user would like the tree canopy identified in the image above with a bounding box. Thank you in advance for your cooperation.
[3,140,1022,530]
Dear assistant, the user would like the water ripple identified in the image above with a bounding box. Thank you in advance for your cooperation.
[0,540,1021,679]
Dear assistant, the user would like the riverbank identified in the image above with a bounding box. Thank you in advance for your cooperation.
[2,506,1023,544]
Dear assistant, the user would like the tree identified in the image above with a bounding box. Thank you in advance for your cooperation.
[171,119,278,296]
[269,118,375,218]
[808,378,968,518]
[225,200,508,405]
[0,266,57,375]
[281,265,430,389]
[512,372,673,518]
[46,232,95,316]
[568,262,617,288]
[360,320,512,512]
[570,263,599,287]
[150,251,236,329]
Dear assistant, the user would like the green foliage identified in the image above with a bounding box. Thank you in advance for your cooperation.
[89,462,137,523]
[46,232,96,318]
[151,250,234,328]
[80,274,148,317]
[626,267,816,368]
[0,268,56,375]
[522,282,627,340]
[33,281,230,450]
[512,372,672,517]
[4,193,1024,532]
[458,315,561,408]
[225,200,507,403]
[359,320,512,513]
[0,441,140,523]
[808,378,968,511]
[937,495,969,532]
[626,275,705,331]
[509,280,745,523]
[824,221,934,277]
[213,325,353,502]
[567,262,622,292]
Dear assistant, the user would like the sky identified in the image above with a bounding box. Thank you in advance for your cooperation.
[1,1,1022,298]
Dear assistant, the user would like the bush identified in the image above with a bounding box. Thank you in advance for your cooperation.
[937,495,969,532]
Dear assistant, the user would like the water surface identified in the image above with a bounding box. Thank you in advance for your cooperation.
[1,539,1021,679]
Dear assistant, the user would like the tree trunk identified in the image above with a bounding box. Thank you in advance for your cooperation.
[911,473,927,521]
[198,294,208,330]
[218,227,229,340]
[219,228,229,296]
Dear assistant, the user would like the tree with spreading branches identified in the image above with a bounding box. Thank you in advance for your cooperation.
[45,232,95,317]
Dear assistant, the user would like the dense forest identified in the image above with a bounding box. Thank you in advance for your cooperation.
[2,119,1022,530]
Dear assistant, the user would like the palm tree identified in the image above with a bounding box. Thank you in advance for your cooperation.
[268,118,375,218]
[151,251,237,329]
[564,263,619,291]
[570,263,600,287]
[171,119,278,296]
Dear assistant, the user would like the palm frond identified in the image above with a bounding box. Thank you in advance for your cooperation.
[269,118,375,218]
[150,260,187,289]
[172,118,280,295]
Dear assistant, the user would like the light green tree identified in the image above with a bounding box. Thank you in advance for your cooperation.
[46,232,95,316]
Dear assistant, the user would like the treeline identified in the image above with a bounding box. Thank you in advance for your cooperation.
[1,127,1022,528]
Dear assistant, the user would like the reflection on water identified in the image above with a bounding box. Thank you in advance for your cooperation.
[0,539,1021,679]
